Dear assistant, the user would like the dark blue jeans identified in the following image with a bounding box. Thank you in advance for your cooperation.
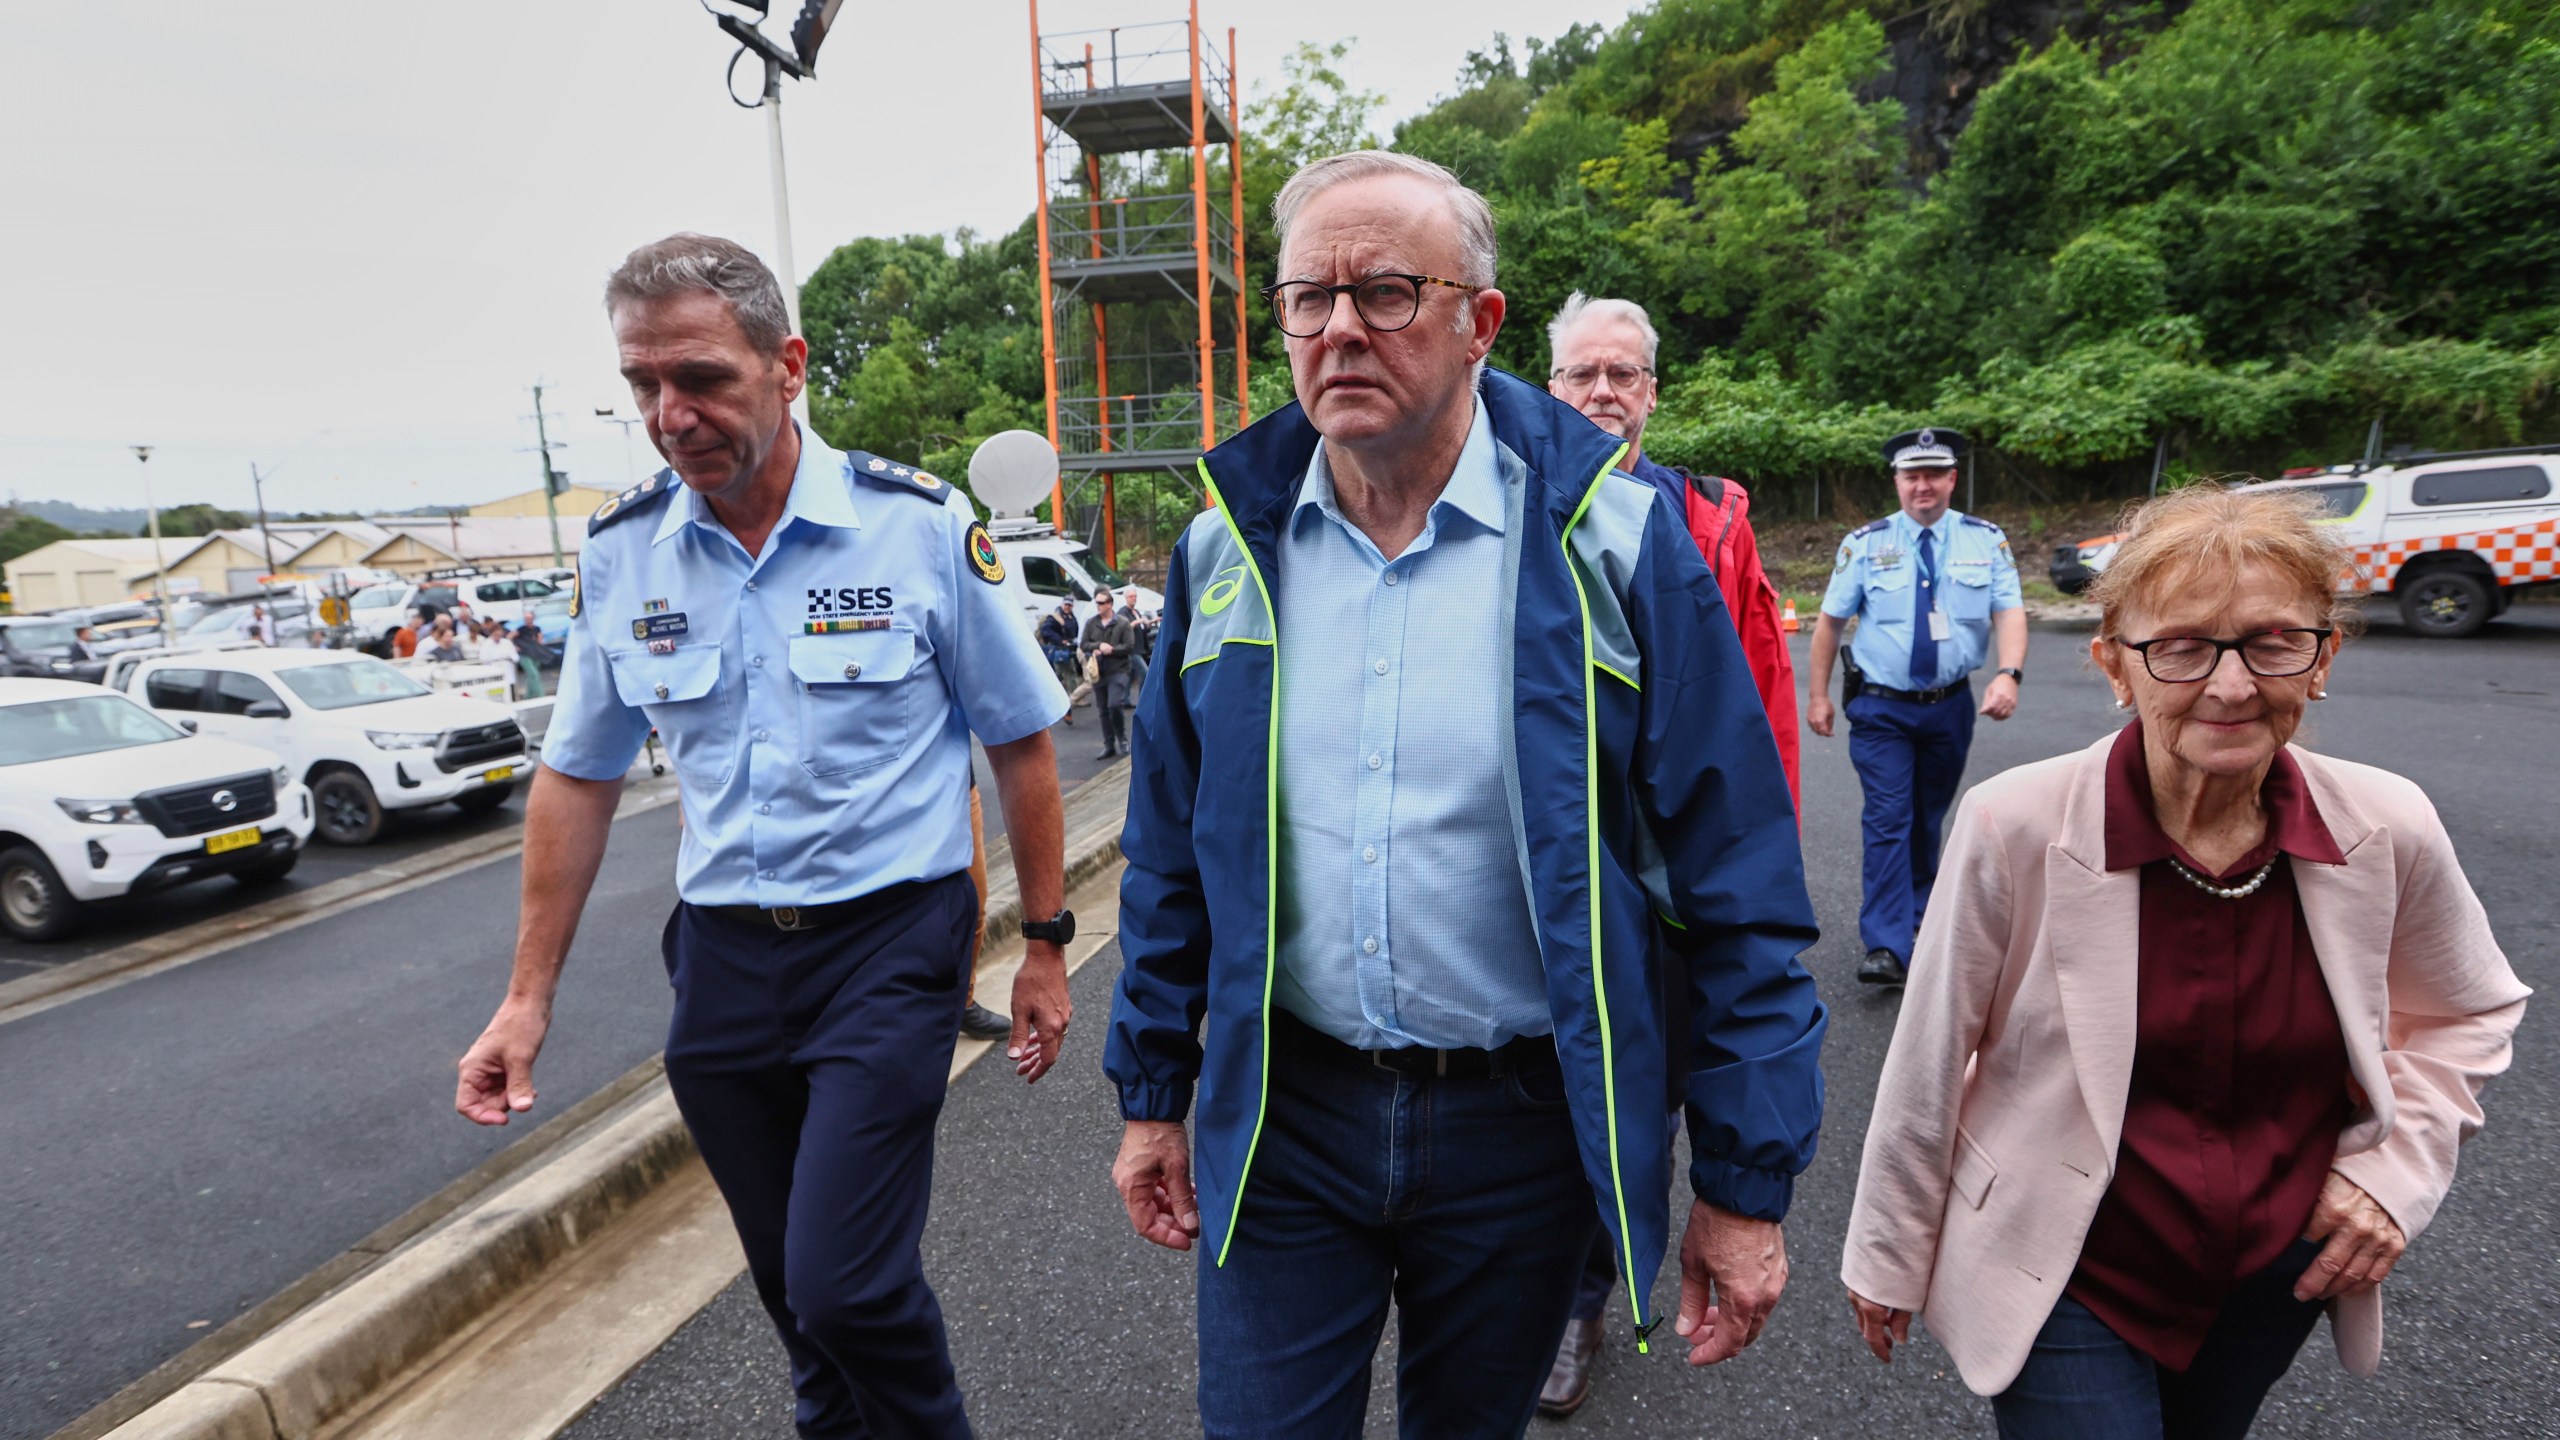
[1993,1240,2327,1440]
[1195,1029,1598,1439]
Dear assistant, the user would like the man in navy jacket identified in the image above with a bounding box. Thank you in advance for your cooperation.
[1104,151,1827,1437]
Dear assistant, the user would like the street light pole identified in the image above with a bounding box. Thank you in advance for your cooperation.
[710,2,845,425]
[249,461,278,577]
[131,446,171,645]
[596,408,647,487]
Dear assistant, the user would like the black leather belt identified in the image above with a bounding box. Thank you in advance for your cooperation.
[698,876,946,933]
[1270,1007,1555,1080]
[1860,679,1971,705]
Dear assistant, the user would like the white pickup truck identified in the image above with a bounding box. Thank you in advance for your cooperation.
[2050,448,2560,637]
[0,678,312,940]
[107,647,528,845]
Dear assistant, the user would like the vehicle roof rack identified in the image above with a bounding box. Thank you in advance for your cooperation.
[2355,441,2558,475]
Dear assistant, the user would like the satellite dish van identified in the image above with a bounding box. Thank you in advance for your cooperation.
[966,430,1163,632]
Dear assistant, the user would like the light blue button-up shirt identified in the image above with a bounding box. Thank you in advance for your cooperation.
[542,423,1066,906]
[1819,507,2023,691]
[1272,402,1548,1051]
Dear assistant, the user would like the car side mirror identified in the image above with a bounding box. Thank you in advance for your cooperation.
[177,718,200,734]
[243,701,287,719]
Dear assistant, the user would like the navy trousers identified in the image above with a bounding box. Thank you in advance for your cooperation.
[661,874,977,1440]
[1993,1240,2327,1440]
[1195,1024,1599,1439]
[1846,688,1976,962]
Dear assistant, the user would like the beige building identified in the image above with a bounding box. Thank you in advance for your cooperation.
[274,523,393,573]
[5,537,190,611]
[360,517,580,577]
[467,484,617,520]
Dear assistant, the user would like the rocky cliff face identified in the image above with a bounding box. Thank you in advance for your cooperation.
[1878,0,2192,178]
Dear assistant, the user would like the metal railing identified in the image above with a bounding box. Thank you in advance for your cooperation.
[1056,389,1245,462]
[1039,20,1233,119]
[1049,192,1237,271]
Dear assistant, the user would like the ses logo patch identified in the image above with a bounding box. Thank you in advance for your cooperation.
[967,523,1006,585]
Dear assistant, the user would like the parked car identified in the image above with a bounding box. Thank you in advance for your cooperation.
[0,678,311,940]
[345,572,568,647]
[180,599,314,648]
[0,617,107,683]
[2049,449,2560,635]
[112,648,527,845]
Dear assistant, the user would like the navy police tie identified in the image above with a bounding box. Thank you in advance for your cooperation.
[1909,528,1939,689]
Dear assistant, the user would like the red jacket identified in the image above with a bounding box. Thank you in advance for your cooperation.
[1632,456,1801,809]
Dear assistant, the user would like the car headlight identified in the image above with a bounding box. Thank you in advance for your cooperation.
[365,730,440,750]
[56,798,145,825]
[272,764,292,790]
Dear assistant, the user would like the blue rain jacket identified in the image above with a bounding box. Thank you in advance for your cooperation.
[1103,368,1827,1341]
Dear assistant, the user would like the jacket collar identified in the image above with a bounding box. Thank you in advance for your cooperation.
[1201,367,1630,573]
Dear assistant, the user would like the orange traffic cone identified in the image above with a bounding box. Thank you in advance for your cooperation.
[1782,598,1802,633]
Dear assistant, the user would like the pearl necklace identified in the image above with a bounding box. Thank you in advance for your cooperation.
[2167,855,2279,900]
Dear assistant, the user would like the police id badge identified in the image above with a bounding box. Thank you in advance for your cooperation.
[633,612,688,642]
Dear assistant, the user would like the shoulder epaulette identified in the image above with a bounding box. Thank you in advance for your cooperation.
[587,471,679,536]
[845,450,956,503]
[1961,514,2004,533]
[1850,518,1892,538]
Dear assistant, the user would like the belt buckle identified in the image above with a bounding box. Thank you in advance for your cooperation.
[770,905,810,932]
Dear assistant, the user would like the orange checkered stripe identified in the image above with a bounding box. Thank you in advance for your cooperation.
[2345,516,2560,594]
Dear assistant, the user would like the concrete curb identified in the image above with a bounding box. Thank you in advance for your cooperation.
[85,761,1130,1440]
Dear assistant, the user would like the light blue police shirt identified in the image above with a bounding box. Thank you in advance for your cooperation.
[1819,507,2022,691]
[541,423,1067,906]
[1272,400,1550,1051]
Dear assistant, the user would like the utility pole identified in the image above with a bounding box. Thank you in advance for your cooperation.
[596,407,647,486]
[527,383,567,569]
[131,446,171,644]
[249,461,278,576]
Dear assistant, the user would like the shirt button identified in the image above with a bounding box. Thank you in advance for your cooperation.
[843,662,863,680]
[752,655,764,667]
[1367,752,1382,770]
[758,803,773,816]
[745,581,758,592]
[754,729,769,741]
[1382,572,1399,587]
[1373,659,1389,676]
[652,682,669,700]
[1363,936,1379,955]
[759,869,775,880]
[1363,846,1378,864]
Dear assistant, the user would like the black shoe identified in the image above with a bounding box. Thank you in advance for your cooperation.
[1537,1317,1605,1418]
[1095,747,1119,761]
[959,1002,1011,1041]
[1858,948,1908,986]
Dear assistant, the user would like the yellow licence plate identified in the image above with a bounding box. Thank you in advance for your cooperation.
[204,826,261,856]
[481,765,517,784]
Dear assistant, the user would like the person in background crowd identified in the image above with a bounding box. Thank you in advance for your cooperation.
[250,603,276,646]
[424,614,465,663]
[66,625,98,663]
[1080,587,1137,761]
[1106,150,1823,1438]
[1842,483,2528,1440]
[392,609,422,659]
[1036,598,1081,726]
[1805,428,2026,988]
[1120,586,1156,697]
[1532,293,1808,1414]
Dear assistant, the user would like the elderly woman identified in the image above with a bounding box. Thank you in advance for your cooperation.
[1841,484,2527,1439]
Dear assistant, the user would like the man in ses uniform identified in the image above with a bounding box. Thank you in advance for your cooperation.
[1804,428,2026,988]
[456,233,1072,1439]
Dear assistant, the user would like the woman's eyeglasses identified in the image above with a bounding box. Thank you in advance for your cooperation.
[2115,628,2333,683]
[1260,274,1482,338]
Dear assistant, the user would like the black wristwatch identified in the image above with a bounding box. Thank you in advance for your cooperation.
[1995,667,2025,685]
[1021,910,1076,944]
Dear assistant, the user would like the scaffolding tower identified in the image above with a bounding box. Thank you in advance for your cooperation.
[1028,3,1246,565]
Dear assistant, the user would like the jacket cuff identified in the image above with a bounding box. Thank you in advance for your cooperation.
[1691,1154,1794,1222]
[1116,1077,1195,1124]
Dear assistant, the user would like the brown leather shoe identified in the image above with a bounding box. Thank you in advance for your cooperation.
[1537,1317,1605,1419]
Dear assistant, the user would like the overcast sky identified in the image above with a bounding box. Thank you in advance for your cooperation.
[2,0,1633,519]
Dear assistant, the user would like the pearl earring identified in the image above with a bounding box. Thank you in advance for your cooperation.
[2313,689,2329,700]
[2115,697,2132,711]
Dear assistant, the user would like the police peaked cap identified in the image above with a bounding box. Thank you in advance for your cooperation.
[1883,427,1968,469]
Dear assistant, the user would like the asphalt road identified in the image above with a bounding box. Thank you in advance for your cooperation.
[568,603,2560,1440]
[0,713,1114,980]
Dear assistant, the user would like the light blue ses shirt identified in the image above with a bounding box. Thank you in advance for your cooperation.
[1273,401,1549,1051]
[1819,507,2023,691]
[542,422,1067,907]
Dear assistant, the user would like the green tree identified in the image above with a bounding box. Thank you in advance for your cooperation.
[0,515,72,566]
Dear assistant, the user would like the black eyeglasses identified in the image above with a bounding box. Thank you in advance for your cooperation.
[2115,628,2333,683]
[1260,274,1482,338]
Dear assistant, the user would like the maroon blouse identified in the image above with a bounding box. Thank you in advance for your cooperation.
[2066,721,2352,1371]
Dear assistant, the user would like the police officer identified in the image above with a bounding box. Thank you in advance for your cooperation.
[455,234,1072,1440]
[1805,428,2025,987]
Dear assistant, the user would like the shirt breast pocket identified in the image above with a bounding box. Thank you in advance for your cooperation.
[1947,565,1995,621]
[606,644,732,785]
[1861,563,1913,615]
[791,629,918,778]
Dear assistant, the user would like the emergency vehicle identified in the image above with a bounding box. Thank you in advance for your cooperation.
[2049,446,2560,637]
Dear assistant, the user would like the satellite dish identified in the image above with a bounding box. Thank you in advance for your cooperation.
[968,430,1060,518]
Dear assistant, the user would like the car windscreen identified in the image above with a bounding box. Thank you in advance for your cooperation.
[185,610,246,636]
[4,622,77,650]
[0,696,185,765]
[275,659,434,710]
[350,586,406,610]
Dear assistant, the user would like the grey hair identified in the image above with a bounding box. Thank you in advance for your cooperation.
[603,233,793,354]
[1547,292,1659,368]
[1272,150,1498,287]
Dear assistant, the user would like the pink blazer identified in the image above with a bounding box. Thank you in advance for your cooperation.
[1840,732,2529,1396]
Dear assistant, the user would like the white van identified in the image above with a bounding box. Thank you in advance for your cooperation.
[988,518,1163,631]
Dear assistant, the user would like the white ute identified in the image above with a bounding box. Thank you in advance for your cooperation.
[111,648,528,846]
[0,678,313,941]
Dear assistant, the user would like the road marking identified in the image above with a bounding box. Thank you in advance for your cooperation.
[0,776,681,1031]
